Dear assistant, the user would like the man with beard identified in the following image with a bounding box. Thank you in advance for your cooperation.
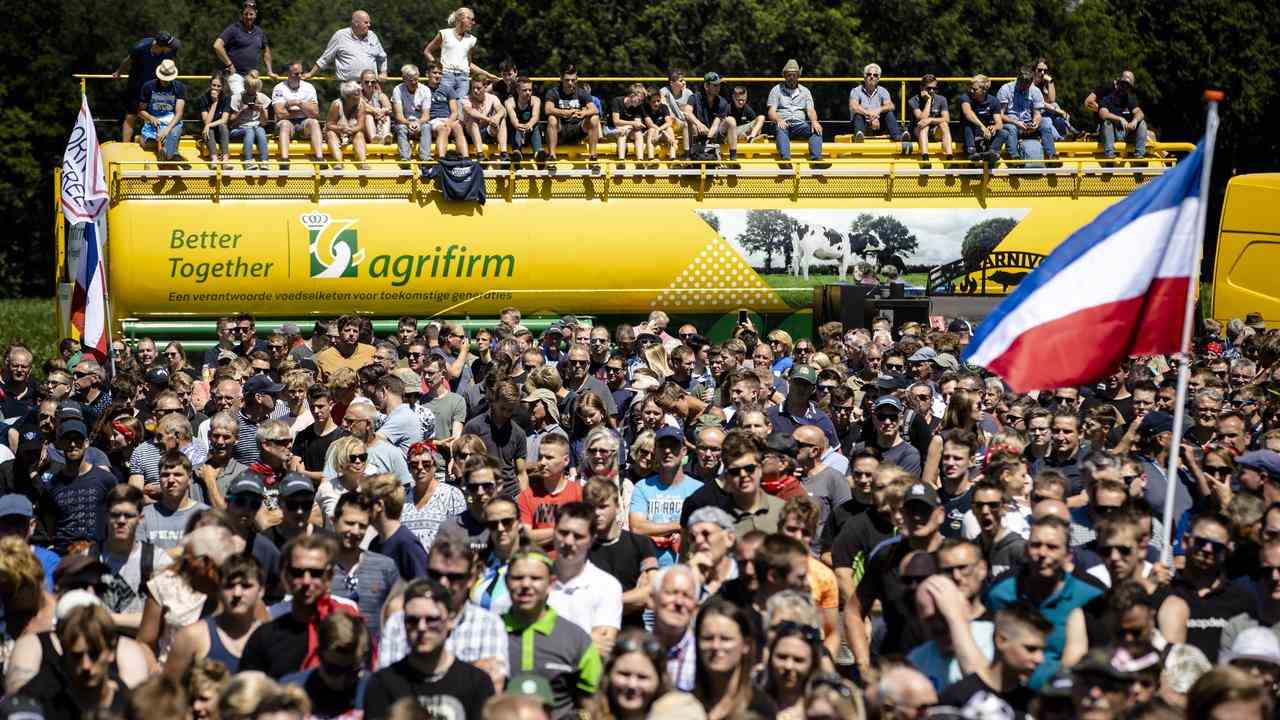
[939,604,1049,715]
[984,515,1099,689]
[37,419,115,553]
[364,578,495,719]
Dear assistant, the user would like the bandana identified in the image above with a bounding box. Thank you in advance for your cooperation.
[300,593,361,670]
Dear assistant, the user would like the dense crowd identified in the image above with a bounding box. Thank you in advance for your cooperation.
[112,4,1152,172]
[2,304,1280,720]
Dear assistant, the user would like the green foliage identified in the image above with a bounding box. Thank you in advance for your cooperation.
[849,214,919,267]
[737,209,798,273]
[0,0,1274,298]
[962,217,1019,268]
[0,298,59,366]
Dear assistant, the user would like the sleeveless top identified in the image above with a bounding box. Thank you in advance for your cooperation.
[204,617,241,671]
[438,28,475,74]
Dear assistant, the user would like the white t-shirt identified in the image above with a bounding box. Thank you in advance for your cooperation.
[392,82,430,120]
[548,561,622,634]
[271,80,319,119]
[438,29,476,74]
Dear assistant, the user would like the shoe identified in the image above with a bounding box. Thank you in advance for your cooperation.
[1045,154,1062,168]
[244,162,256,171]
[499,152,511,166]
[854,130,865,143]
[511,150,524,163]
[279,161,290,171]
[810,160,830,169]
[900,139,913,155]
[535,150,548,163]
[778,162,793,170]
[588,157,602,175]
[984,151,1000,170]
[920,154,931,169]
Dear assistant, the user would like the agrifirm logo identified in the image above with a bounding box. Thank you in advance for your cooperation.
[304,212,364,279]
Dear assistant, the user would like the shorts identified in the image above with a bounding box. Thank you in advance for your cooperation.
[427,117,450,132]
[282,116,319,132]
[556,121,586,143]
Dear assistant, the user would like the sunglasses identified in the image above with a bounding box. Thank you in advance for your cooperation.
[973,500,1002,511]
[1188,535,1229,554]
[466,482,497,494]
[726,463,758,477]
[875,412,900,422]
[286,565,329,580]
[410,460,435,469]
[486,516,518,530]
[427,567,472,584]
[771,620,822,643]
[404,613,447,630]
[1203,465,1232,477]
[284,499,313,512]
[228,495,262,508]
[1098,543,1135,558]
[349,453,368,462]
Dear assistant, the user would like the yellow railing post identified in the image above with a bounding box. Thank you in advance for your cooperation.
[53,167,64,338]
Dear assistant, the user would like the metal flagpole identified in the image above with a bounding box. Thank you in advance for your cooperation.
[1160,90,1223,565]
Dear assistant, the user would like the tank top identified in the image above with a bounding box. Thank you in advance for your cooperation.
[204,617,241,671]
[438,28,475,74]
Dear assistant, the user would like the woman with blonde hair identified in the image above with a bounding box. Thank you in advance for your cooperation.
[138,525,243,661]
[422,6,498,103]
[216,671,280,720]
[804,675,866,720]
[316,435,371,519]
[0,536,54,682]
[359,68,393,144]
[184,658,232,720]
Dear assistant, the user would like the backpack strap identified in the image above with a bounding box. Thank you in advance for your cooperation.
[139,541,155,597]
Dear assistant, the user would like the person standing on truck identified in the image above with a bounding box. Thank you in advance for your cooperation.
[305,10,386,83]
[112,32,181,143]
[213,0,274,96]
[422,6,499,105]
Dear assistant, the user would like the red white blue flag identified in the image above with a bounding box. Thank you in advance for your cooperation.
[963,143,1207,391]
[62,95,110,361]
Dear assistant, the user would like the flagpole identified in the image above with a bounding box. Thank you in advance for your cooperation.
[1160,91,1223,565]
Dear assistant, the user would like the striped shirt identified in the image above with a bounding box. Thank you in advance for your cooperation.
[330,550,399,639]
[234,410,262,464]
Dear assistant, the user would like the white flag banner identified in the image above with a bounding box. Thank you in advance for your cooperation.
[61,94,108,224]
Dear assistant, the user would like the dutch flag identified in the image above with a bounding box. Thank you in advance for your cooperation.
[964,143,1208,391]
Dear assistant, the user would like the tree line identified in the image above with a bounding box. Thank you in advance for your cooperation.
[1,0,1275,297]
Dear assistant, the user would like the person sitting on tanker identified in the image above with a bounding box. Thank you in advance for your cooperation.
[270,61,325,169]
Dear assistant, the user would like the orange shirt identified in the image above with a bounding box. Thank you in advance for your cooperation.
[808,556,839,610]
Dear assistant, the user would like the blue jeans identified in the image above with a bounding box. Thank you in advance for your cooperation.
[511,124,543,153]
[147,125,182,159]
[230,126,268,161]
[963,124,1016,157]
[1012,120,1056,158]
[1100,119,1147,157]
[852,111,904,140]
[204,125,229,157]
[775,120,822,160]
[394,121,432,161]
[439,70,469,101]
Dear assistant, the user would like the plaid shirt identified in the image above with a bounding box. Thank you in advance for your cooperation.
[378,602,509,678]
[666,627,697,692]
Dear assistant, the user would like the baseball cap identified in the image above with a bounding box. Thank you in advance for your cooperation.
[391,368,423,391]
[790,364,818,385]
[654,426,684,444]
[279,473,315,498]
[1138,411,1175,437]
[932,353,960,371]
[544,322,565,337]
[227,473,266,497]
[1162,643,1211,693]
[244,374,284,395]
[298,357,320,375]
[53,555,111,592]
[279,322,301,336]
[703,71,722,84]
[57,420,88,440]
[56,404,85,423]
[506,673,554,707]
[907,347,937,363]
[635,332,662,346]
[0,694,47,720]
[902,482,941,510]
[876,373,910,391]
[560,315,580,328]
[764,431,798,459]
[873,395,904,413]
[687,506,735,531]
[0,495,34,519]
[947,319,972,335]
[1039,670,1074,698]
[1072,649,1136,681]
[145,366,170,385]
[782,59,801,74]
[1237,450,1280,479]
[1226,627,1280,667]
[154,32,175,47]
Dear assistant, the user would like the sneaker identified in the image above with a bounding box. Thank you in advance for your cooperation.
[920,154,931,169]
[588,157,602,175]
[984,151,1000,170]
[511,150,524,163]
[778,162,793,170]
[499,152,511,166]
[854,130,865,143]
[278,161,290,171]
[243,162,256,171]
[900,139,913,155]
[810,160,830,170]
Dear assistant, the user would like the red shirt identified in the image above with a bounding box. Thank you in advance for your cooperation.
[518,477,583,529]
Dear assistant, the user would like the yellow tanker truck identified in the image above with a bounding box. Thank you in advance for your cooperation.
[58,118,1193,348]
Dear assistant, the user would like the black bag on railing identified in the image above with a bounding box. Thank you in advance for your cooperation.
[436,157,486,204]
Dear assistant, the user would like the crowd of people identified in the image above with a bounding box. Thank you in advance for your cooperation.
[1,305,1280,720]
[111,4,1152,172]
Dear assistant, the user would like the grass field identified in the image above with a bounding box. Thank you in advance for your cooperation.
[762,273,929,307]
[1,298,58,363]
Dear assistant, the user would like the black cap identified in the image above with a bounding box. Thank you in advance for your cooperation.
[244,374,284,395]
[279,473,316,498]
[145,366,170,385]
[154,32,175,47]
[764,431,798,459]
